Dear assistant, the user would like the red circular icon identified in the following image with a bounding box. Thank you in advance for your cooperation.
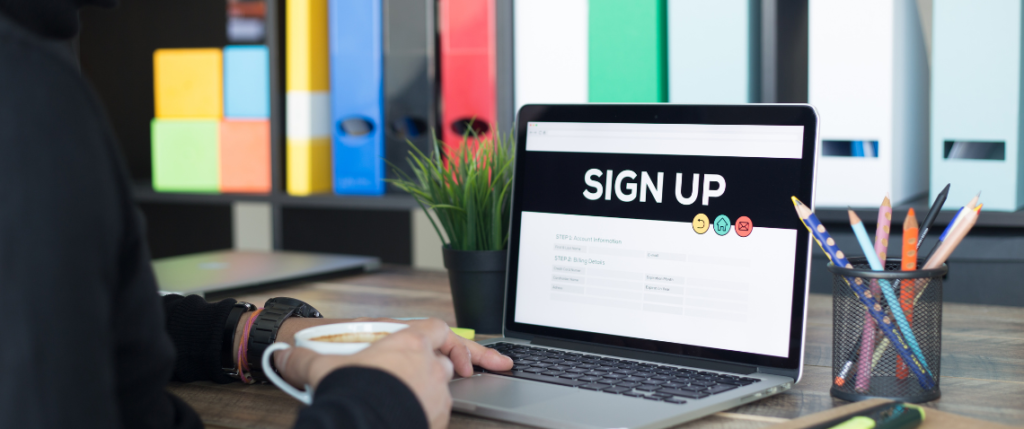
[735,216,753,237]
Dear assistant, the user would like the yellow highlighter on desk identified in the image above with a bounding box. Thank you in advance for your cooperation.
[806,402,925,429]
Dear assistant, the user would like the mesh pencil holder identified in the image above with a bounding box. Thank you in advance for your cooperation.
[827,257,946,403]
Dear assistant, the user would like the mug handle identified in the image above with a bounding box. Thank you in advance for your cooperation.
[262,342,313,405]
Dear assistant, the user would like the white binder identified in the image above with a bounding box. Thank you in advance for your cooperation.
[513,0,589,111]
[809,0,929,207]
[667,0,757,104]
[932,0,1022,211]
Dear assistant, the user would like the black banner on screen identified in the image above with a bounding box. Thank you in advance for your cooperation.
[517,151,805,230]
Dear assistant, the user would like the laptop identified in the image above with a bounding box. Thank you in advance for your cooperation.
[450,104,820,428]
[153,250,380,296]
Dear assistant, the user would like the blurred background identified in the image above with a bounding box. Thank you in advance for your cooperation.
[75,0,1024,306]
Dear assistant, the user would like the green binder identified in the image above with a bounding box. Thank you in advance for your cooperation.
[588,0,668,102]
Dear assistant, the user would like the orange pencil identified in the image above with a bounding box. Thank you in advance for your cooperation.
[895,208,919,379]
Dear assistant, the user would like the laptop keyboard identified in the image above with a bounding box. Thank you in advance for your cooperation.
[482,343,760,405]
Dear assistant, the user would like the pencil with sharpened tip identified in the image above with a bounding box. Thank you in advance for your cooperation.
[923,192,979,262]
[854,196,892,391]
[848,209,932,376]
[923,204,982,270]
[896,208,919,379]
[791,197,935,389]
[917,184,949,249]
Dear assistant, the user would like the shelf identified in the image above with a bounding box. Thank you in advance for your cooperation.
[815,195,1024,229]
[132,184,421,211]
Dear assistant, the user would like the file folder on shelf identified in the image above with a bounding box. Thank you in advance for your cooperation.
[513,0,588,110]
[223,45,270,119]
[932,0,1023,211]
[329,0,384,195]
[667,0,757,103]
[152,119,220,193]
[808,0,928,207]
[439,0,496,152]
[384,0,435,190]
[286,0,332,196]
[588,0,667,102]
[153,48,223,119]
[220,119,271,193]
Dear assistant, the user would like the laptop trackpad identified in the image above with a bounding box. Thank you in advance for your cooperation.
[451,375,573,409]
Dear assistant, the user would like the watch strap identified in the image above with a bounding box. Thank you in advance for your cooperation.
[221,301,254,374]
[246,298,322,381]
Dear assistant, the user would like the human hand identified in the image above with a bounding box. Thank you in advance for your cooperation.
[279,319,462,429]
[272,316,513,377]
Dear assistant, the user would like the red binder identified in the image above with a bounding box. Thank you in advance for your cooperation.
[438,0,496,155]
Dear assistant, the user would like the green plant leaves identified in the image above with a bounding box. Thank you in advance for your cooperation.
[385,125,515,251]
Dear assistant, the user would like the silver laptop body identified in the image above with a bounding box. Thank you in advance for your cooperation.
[451,104,820,429]
[153,250,380,296]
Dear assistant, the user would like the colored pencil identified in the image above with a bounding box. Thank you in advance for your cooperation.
[849,209,932,376]
[791,197,935,389]
[853,196,892,391]
[923,204,982,270]
[917,184,949,248]
[923,192,979,262]
[896,208,919,379]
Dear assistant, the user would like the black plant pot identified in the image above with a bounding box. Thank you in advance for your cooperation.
[442,247,507,334]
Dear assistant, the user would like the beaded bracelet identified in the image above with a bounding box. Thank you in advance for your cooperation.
[236,308,263,384]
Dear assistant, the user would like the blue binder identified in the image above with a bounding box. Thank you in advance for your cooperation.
[329,0,384,195]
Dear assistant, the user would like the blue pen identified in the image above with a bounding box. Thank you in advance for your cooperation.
[792,197,936,389]
[848,209,932,376]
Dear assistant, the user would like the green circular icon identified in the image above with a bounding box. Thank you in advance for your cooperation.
[713,214,731,236]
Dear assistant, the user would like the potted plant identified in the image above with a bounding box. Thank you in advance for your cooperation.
[388,130,514,333]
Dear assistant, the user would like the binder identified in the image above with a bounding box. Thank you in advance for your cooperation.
[932,0,1022,211]
[438,0,496,152]
[223,45,270,119]
[513,0,588,110]
[668,0,756,103]
[588,0,667,102]
[286,0,332,196]
[220,119,271,193]
[152,119,220,193]
[384,0,435,189]
[328,0,384,195]
[808,0,928,207]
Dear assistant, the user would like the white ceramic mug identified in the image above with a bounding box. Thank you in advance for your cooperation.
[261,322,408,404]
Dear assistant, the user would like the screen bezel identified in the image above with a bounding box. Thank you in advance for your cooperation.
[503,104,819,371]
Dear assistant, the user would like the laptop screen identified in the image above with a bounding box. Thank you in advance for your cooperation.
[509,119,812,361]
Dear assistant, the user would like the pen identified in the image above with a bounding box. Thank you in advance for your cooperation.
[923,192,979,262]
[916,184,949,249]
[792,197,935,389]
[849,209,932,376]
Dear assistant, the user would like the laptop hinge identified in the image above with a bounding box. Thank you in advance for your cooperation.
[530,336,758,375]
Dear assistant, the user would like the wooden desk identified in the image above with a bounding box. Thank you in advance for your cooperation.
[168,266,1024,428]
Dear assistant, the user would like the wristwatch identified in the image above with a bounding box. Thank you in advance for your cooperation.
[221,300,256,378]
[246,297,323,381]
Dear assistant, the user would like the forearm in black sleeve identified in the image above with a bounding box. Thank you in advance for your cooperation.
[163,294,238,383]
[295,368,428,429]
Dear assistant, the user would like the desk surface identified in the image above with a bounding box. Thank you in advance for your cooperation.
[168,266,1024,429]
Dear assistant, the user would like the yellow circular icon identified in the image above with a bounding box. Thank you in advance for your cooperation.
[692,213,710,234]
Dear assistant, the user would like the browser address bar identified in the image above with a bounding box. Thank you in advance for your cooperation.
[541,129,801,142]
